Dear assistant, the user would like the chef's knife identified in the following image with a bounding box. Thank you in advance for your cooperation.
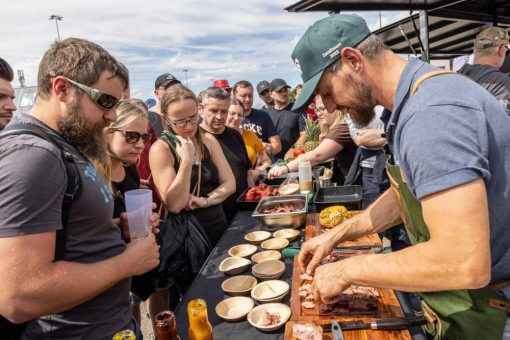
[323,315,426,332]
[331,320,345,340]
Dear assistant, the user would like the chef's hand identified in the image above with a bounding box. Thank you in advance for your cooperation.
[312,260,351,304]
[268,165,288,179]
[298,229,337,275]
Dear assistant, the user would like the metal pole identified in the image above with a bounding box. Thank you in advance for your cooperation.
[49,15,63,42]
[419,11,430,62]
[183,69,189,86]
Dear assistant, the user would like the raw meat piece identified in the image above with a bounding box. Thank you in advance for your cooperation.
[301,301,316,309]
[299,273,314,281]
[292,323,323,340]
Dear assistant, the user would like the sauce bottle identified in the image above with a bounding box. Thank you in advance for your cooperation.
[298,160,313,194]
[112,329,136,340]
[156,310,180,340]
[188,299,213,340]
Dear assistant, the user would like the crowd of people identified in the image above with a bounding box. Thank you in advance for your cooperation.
[0,12,509,340]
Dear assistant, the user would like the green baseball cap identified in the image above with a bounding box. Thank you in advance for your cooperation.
[291,14,371,111]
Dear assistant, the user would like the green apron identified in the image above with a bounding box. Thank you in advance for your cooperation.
[384,70,509,339]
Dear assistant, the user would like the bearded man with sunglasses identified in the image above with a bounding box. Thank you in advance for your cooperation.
[458,27,510,116]
[0,38,160,338]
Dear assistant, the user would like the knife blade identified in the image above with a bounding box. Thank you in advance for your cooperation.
[331,320,345,340]
[323,315,426,332]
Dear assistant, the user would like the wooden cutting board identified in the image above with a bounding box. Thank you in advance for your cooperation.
[305,213,383,249]
[288,256,412,339]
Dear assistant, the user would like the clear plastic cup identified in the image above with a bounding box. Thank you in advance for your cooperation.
[124,189,152,239]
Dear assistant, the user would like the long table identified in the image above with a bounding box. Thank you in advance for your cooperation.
[174,211,426,340]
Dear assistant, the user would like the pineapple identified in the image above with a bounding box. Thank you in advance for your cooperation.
[304,118,321,152]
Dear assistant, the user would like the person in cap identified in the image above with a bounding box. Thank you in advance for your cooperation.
[256,80,274,110]
[0,57,17,130]
[151,73,182,137]
[458,26,510,116]
[265,78,306,159]
[294,14,510,340]
[213,79,232,94]
[233,80,281,157]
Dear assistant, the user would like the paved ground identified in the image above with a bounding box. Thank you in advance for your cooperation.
[140,303,154,339]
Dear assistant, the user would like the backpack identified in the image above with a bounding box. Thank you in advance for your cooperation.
[0,122,82,339]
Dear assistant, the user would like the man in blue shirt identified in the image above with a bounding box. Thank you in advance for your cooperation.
[294,14,510,339]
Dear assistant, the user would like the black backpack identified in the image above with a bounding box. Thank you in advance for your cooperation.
[0,122,81,339]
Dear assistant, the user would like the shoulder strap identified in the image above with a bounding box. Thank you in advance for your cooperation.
[411,70,458,96]
[0,122,82,260]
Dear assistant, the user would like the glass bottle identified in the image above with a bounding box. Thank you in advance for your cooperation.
[112,329,136,340]
[298,160,313,194]
[188,299,213,340]
[156,310,180,340]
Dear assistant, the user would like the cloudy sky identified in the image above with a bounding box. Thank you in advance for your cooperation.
[3,1,407,105]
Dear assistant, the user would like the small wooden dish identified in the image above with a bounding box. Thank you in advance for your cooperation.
[244,231,272,245]
[251,250,282,264]
[215,296,254,322]
[273,229,301,242]
[260,237,289,252]
[247,303,291,331]
[251,280,289,303]
[219,257,251,275]
[228,244,258,258]
[221,275,257,296]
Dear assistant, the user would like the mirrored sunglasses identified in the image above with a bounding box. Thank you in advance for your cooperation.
[65,77,120,110]
[114,129,151,144]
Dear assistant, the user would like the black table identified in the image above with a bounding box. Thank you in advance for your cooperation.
[174,211,425,340]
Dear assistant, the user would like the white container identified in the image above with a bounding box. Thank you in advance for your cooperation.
[298,161,313,194]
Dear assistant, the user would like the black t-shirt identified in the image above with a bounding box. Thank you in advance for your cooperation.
[265,103,306,159]
[242,108,277,143]
[203,126,251,222]
[112,165,140,219]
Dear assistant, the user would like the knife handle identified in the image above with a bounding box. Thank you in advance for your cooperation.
[371,316,427,330]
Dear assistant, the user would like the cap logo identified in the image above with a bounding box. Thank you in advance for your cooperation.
[294,58,302,76]
[322,42,343,59]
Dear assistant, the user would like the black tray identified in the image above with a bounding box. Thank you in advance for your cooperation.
[314,185,362,212]
[235,185,280,211]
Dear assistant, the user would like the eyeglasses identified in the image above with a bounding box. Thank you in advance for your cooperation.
[166,113,200,127]
[228,111,244,118]
[113,129,151,144]
[65,77,120,110]
[315,107,327,114]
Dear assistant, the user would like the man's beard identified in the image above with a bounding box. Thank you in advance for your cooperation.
[58,99,108,162]
[341,74,376,127]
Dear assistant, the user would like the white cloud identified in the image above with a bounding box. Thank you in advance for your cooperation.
[3,1,406,105]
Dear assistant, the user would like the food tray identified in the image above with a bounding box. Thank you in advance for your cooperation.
[235,185,280,211]
[314,185,362,212]
[251,195,308,231]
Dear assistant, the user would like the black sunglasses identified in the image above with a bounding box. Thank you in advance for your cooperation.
[113,129,151,144]
[65,77,120,110]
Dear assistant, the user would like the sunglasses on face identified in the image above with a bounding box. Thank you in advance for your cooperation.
[65,77,120,110]
[166,113,200,127]
[113,129,151,144]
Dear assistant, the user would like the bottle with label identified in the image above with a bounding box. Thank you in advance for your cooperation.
[156,310,180,340]
[188,299,213,340]
[112,329,136,340]
[298,160,313,194]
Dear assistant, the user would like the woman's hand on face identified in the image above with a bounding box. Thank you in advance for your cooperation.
[175,136,195,162]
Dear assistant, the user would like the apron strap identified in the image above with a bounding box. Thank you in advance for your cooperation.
[410,70,458,96]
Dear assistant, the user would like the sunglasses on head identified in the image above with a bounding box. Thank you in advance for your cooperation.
[65,77,120,110]
[113,129,151,144]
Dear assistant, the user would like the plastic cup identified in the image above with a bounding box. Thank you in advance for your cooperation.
[124,189,152,239]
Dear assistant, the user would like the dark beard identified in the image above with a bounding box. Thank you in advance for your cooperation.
[58,99,108,162]
[342,74,376,127]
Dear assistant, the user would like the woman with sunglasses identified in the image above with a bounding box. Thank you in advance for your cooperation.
[149,84,235,247]
[105,99,168,336]
[268,95,357,183]
[226,98,272,180]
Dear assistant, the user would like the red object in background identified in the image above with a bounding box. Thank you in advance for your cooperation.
[293,146,305,158]
[213,79,232,93]
[305,107,317,121]
[243,183,279,201]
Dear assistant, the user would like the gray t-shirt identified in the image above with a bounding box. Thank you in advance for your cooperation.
[382,59,510,284]
[0,115,131,339]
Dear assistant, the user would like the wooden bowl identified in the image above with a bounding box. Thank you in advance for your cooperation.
[251,280,289,303]
[251,250,282,264]
[244,231,272,245]
[219,257,251,275]
[260,237,289,252]
[215,296,254,322]
[228,244,258,258]
[252,260,285,277]
[247,303,291,331]
[272,228,301,242]
[221,275,257,296]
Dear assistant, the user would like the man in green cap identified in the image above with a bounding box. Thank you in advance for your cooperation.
[295,14,510,339]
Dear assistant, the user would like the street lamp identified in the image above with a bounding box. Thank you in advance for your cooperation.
[49,14,63,41]
[183,69,189,86]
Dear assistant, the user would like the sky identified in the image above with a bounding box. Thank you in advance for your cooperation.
[2,1,408,106]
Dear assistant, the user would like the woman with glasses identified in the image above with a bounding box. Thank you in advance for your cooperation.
[149,84,235,247]
[268,95,357,183]
[103,98,169,336]
[226,98,272,180]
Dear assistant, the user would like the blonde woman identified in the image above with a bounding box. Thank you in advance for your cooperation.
[149,84,235,247]
[105,98,168,335]
[226,98,272,180]
[268,95,357,180]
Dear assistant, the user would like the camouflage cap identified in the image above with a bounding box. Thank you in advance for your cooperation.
[474,27,510,49]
